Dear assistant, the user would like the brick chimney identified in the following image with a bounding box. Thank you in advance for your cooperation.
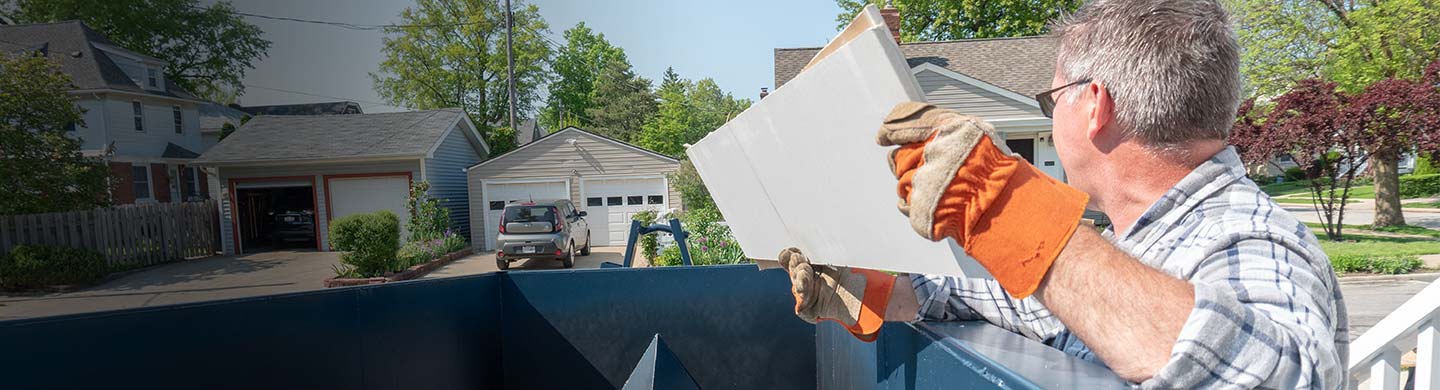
[760,87,769,99]
[880,1,901,44]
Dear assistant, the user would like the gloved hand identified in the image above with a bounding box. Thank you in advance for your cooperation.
[778,247,895,342]
[877,102,1089,298]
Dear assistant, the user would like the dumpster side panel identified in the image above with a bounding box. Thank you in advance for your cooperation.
[0,274,503,389]
[500,265,816,390]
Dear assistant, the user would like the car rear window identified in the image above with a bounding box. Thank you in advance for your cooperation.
[503,206,557,223]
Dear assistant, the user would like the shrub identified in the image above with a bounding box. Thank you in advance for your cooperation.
[0,245,107,289]
[1415,155,1438,176]
[405,181,451,242]
[1400,174,1440,198]
[329,210,401,277]
[675,208,747,266]
[1331,254,1423,274]
[632,210,660,261]
[653,245,683,267]
[1283,167,1306,182]
[397,231,468,268]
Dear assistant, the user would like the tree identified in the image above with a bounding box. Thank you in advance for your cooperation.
[668,160,716,212]
[0,54,110,214]
[5,0,271,101]
[834,0,1082,41]
[634,69,752,157]
[538,23,625,131]
[1341,61,1440,226]
[583,53,655,141]
[1232,80,1368,240]
[1225,0,1339,99]
[370,0,552,157]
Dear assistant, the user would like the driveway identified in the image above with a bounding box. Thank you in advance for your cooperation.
[1339,274,1439,341]
[421,246,633,279]
[0,250,340,321]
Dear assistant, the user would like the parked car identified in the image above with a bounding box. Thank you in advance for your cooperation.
[495,199,590,270]
[272,210,315,243]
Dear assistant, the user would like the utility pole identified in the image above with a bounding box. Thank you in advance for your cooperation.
[504,0,517,134]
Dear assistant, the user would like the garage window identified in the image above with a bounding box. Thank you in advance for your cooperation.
[587,197,602,206]
[606,196,621,206]
[627,196,643,205]
[647,195,663,205]
[489,201,504,210]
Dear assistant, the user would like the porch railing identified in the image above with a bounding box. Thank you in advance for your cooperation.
[1348,277,1440,389]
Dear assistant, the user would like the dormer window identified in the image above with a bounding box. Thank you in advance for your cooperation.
[146,68,158,88]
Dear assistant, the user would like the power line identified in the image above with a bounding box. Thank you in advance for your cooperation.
[187,4,486,31]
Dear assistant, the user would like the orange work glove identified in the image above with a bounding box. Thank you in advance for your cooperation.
[877,102,1089,298]
[778,247,896,342]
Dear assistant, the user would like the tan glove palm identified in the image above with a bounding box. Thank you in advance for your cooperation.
[779,247,894,342]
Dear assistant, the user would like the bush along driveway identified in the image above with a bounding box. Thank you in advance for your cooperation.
[1304,223,1440,275]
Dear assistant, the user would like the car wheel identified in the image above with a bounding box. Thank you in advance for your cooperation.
[580,232,592,256]
[496,257,509,271]
[562,242,575,268]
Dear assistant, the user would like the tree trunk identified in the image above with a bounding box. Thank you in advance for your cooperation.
[1372,147,1406,227]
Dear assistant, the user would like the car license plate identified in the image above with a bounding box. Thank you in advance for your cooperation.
[521,246,536,254]
[283,216,296,222]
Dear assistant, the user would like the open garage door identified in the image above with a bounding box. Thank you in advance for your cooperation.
[483,180,569,250]
[581,177,667,247]
[326,175,412,241]
[232,179,317,253]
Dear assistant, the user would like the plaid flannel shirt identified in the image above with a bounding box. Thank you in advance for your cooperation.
[910,147,1348,389]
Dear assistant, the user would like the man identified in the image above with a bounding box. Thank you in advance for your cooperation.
[778,0,1348,388]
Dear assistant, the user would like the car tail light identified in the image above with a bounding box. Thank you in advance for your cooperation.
[497,251,505,258]
[553,208,565,233]
[554,249,563,257]
[498,221,506,234]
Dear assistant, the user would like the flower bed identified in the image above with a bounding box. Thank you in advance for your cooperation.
[324,247,472,288]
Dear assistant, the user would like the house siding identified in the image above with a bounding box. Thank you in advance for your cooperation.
[916,69,1043,120]
[215,160,422,254]
[425,126,487,242]
[101,96,202,160]
[467,128,680,249]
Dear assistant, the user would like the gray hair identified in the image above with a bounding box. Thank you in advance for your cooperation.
[1052,0,1241,148]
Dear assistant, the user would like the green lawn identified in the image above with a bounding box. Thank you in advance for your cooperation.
[1273,197,1359,205]
[1304,222,1440,238]
[1317,234,1440,259]
[1406,201,1440,209]
[1260,179,1376,199]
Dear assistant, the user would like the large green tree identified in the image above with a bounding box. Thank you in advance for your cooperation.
[538,23,626,131]
[1225,0,1339,99]
[635,68,751,157]
[4,0,270,101]
[583,53,655,142]
[370,0,552,156]
[834,0,1083,41]
[0,54,110,214]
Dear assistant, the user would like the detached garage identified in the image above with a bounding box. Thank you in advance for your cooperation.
[195,109,490,255]
[466,127,681,251]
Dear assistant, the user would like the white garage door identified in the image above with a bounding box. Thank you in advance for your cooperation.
[581,177,667,247]
[484,180,569,250]
[328,175,412,242]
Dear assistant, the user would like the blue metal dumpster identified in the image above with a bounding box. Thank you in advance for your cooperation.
[0,265,1124,389]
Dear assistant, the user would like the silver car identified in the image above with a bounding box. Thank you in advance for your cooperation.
[495,199,591,270]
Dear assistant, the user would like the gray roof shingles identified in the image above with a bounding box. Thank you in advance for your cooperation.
[0,21,200,101]
[774,35,1058,97]
[196,109,465,164]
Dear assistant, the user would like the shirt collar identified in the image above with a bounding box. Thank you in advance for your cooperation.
[1110,146,1248,250]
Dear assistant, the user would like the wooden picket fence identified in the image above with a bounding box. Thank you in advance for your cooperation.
[0,200,219,267]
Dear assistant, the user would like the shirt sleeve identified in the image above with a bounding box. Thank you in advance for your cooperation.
[909,273,1066,342]
[1143,235,1346,389]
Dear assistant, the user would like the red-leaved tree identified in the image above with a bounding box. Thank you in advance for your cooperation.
[1232,79,1368,240]
[1344,61,1440,227]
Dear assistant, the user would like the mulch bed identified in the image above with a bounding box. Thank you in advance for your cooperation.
[323,247,473,288]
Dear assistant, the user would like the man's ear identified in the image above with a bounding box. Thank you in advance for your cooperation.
[1086,82,1114,141]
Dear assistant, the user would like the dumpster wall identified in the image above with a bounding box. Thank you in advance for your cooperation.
[0,273,503,389]
[0,265,816,389]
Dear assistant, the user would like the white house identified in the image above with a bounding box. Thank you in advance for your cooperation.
[0,21,210,204]
[775,35,1066,181]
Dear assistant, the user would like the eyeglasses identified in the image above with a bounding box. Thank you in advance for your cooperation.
[1035,78,1092,118]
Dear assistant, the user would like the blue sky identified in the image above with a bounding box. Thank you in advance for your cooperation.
[222,0,844,113]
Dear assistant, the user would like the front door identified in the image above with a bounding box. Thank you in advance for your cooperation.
[1005,138,1036,165]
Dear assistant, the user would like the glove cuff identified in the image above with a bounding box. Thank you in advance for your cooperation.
[961,155,1088,298]
[825,268,895,342]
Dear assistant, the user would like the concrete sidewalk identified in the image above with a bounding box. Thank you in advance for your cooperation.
[422,246,634,279]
